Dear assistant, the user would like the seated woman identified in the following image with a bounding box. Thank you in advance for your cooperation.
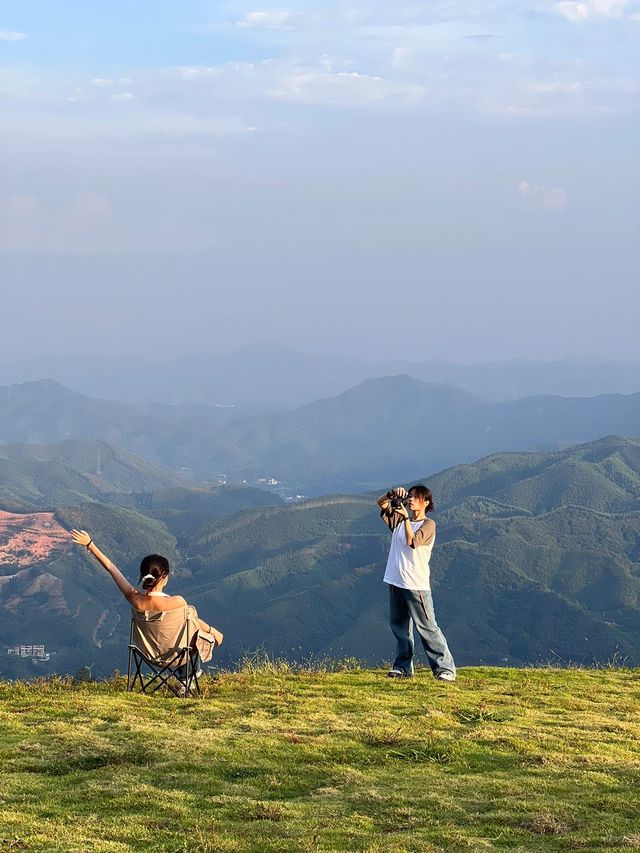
[70,529,223,662]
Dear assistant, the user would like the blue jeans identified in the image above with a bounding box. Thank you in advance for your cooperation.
[389,585,456,678]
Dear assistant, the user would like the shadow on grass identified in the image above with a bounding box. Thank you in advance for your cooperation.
[18,742,153,776]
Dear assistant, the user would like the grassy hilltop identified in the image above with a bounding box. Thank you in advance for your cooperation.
[2,667,640,852]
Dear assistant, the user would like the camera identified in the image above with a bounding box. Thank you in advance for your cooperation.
[388,491,407,510]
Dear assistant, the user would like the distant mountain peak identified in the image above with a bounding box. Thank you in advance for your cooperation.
[343,374,486,402]
[4,378,83,400]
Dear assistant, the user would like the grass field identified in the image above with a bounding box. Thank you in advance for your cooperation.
[1,666,639,852]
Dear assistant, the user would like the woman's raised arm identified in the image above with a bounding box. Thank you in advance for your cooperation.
[70,529,138,603]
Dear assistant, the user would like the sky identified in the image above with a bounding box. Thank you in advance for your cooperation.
[1,0,639,364]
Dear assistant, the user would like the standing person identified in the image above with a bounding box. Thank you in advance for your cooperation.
[377,485,456,681]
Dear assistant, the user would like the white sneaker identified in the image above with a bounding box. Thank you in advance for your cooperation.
[436,671,456,682]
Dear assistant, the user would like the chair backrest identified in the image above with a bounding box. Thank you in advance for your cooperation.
[130,605,199,666]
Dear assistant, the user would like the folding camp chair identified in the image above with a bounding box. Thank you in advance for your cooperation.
[127,605,202,697]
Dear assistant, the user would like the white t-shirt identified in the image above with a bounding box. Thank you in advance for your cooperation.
[383,519,435,591]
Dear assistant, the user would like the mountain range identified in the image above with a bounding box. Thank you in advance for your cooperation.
[3,344,639,406]
[2,376,640,493]
[2,435,640,677]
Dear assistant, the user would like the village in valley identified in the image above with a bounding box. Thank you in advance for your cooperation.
[7,643,51,663]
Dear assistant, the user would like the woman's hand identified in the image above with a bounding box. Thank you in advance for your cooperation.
[70,532,135,599]
[71,529,92,547]
[396,503,410,519]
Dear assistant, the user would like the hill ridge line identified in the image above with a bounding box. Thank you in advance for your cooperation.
[198,495,372,543]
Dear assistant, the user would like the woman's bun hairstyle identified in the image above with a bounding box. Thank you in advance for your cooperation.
[139,554,170,591]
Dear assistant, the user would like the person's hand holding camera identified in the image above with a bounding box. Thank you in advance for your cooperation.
[386,487,408,511]
[395,501,410,519]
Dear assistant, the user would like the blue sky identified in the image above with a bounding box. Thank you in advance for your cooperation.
[1,0,639,363]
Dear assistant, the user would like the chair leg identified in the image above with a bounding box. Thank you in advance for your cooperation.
[127,648,200,697]
[190,651,201,696]
[133,656,145,692]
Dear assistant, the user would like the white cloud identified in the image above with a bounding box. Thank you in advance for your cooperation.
[553,0,630,20]
[236,11,302,29]
[227,1,640,31]
[0,30,25,41]
[173,59,424,108]
[526,79,583,93]
[270,70,425,105]
[1,112,257,143]
[518,180,568,210]
[179,65,224,80]
[169,52,639,119]
[474,50,640,118]
[0,26,637,143]
[464,33,499,41]
[230,4,516,32]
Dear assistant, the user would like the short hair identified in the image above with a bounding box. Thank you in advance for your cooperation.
[408,484,435,513]
[139,554,170,591]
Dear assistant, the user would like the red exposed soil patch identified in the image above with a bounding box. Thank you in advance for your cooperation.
[0,511,70,567]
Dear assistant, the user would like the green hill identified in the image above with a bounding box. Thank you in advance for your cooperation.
[429,435,640,513]
[0,439,195,511]
[0,438,280,520]
[0,442,281,678]
[3,436,640,677]
[1,667,640,852]
[184,436,640,669]
[0,502,181,676]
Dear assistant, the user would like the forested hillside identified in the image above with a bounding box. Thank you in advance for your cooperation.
[186,436,640,668]
[3,436,638,677]
[0,443,280,677]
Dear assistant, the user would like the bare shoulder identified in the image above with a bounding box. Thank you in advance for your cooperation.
[126,590,147,610]
[130,593,187,611]
[152,594,187,611]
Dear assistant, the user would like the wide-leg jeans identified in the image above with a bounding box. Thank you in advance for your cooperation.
[389,584,456,677]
